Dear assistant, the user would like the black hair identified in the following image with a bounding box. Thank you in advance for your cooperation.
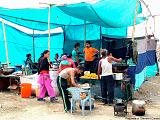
[74,42,80,48]
[43,50,49,55]
[86,41,91,45]
[26,54,31,58]
[55,53,58,56]
[67,53,72,58]
[38,50,49,63]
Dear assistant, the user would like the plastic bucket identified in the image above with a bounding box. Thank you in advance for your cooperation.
[21,83,32,98]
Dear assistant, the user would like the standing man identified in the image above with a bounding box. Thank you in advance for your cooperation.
[72,43,80,66]
[83,41,99,73]
[57,65,84,112]
[98,49,122,105]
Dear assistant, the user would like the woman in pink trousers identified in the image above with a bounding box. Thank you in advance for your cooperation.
[37,50,56,102]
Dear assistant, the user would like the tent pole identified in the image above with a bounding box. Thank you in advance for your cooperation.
[154,16,156,34]
[131,0,139,64]
[100,26,102,50]
[84,20,86,48]
[63,25,66,53]
[33,30,35,63]
[1,19,9,66]
[48,5,51,61]
[132,1,139,43]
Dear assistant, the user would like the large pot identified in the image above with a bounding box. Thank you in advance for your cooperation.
[132,100,145,116]
[1,63,8,68]
[112,63,129,73]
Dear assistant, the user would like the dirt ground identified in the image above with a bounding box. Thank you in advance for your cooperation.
[1,76,160,120]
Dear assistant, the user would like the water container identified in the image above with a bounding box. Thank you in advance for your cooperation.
[21,83,32,98]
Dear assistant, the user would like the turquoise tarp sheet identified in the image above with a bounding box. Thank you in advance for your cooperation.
[0,23,64,65]
[0,0,144,30]
[59,0,144,28]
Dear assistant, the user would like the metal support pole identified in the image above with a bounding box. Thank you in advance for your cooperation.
[84,20,86,47]
[48,5,51,61]
[33,30,35,62]
[2,20,9,66]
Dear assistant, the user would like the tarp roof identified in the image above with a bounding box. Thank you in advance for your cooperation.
[0,0,144,30]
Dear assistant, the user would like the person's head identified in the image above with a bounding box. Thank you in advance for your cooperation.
[74,43,80,49]
[100,49,108,57]
[67,53,72,58]
[76,65,84,74]
[26,54,31,58]
[86,41,91,48]
[61,55,67,60]
[43,50,50,58]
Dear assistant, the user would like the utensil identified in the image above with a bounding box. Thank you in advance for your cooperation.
[132,100,145,116]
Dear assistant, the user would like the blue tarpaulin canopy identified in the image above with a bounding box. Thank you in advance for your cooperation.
[1,0,154,90]
[0,0,144,30]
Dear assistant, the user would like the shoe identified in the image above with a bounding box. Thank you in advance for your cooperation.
[37,98,45,101]
[50,97,57,103]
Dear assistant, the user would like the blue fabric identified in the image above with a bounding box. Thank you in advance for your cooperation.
[102,27,127,37]
[0,23,64,66]
[136,50,157,74]
[0,7,89,30]
[135,68,146,90]
[127,66,136,85]
[146,64,158,77]
[135,63,158,90]
[59,0,144,28]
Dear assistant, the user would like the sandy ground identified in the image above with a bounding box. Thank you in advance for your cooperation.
[1,76,160,120]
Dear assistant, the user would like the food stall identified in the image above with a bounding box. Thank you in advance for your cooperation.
[79,63,132,100]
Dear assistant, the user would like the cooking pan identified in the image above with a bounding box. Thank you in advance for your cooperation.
[112,63,129,73]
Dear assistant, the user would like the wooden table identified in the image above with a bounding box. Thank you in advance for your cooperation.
[0,74,20,90]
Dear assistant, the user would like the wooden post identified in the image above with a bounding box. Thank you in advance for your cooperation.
[84,20,86,48]
[131,0,139,63]
[33,30,35,62]
[154,16,156,34]
[2,20,9,66]
[132,1,139,44]
[48,5,51,61]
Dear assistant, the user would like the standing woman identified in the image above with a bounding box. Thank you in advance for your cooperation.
[98,49,122,105]
[37,50,56,102]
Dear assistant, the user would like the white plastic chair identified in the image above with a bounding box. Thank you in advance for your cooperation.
[67,87,92,116]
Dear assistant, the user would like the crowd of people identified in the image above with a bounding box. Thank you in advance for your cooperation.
[24,40,122,112]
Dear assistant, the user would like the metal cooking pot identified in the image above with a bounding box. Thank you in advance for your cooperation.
[3,67,15,75]
[132,100,145,116]
[113,73,123,80]
[112,63,129,73]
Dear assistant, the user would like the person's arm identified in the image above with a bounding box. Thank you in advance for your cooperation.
[93,48,99,55]
[97,60,102,80]
[69,70,80,87]
[110,56,122,63]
